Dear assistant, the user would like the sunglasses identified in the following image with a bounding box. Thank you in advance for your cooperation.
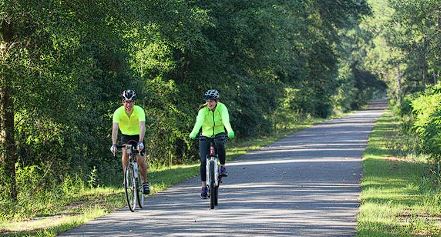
[123,100,134,104]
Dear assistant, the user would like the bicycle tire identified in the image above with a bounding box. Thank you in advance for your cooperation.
[136,177,143,208]
[124,165,137,212]
[209,160,216,209]
[214,164,219,206]
[214,185,218,206]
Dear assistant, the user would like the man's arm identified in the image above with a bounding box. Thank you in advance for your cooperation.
[139,121,146,142]
[112,123,119,144]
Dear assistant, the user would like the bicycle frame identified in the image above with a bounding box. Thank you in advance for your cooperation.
[126,144,139,179]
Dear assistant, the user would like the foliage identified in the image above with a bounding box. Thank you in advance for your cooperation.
[361,0,441,169]
[410,84,441,163]
[394,83,441,171]
[362,0,441,103]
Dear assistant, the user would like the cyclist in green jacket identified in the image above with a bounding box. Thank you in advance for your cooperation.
[189,89,235,199]
[110,89,150,194]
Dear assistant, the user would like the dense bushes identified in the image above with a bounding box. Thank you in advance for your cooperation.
[397,83,441,171]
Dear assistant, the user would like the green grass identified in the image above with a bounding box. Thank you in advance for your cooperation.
[0,187,121,236]
[0,115,322,236]
[357,111,441,236]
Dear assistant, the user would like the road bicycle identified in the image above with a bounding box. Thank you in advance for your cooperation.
[202,136,225,209]
[115,141,145,212]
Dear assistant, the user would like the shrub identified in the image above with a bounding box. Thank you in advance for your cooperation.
[411,84,441,167]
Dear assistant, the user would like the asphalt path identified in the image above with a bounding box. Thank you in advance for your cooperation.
[61,100,387,237]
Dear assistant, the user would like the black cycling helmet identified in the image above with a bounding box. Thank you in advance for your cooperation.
[203,89,219,100]
[121,89,136,101]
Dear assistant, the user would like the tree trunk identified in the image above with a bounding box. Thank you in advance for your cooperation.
[0,73,17,201]
[421,37,429,87]
[396,67,402,105]
[0,20,18,201]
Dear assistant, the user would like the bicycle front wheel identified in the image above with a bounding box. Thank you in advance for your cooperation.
[209,160,216,209]
[136,177,143,208]
[124,165,137,212]
[214,185,218,206]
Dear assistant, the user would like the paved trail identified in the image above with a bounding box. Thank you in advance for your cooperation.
[61,100,387,237]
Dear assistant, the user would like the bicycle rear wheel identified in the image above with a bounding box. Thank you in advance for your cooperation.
[124,165,137,212]
[209,160,216,209]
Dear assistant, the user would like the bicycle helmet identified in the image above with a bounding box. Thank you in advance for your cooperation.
[121,89,136,101]
[203,89,219,100]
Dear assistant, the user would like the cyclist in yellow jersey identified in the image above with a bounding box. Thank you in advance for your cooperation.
[189,89,235,199]
[110,89,150,194]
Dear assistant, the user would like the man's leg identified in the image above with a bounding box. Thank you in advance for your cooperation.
[122,149,129,174]
[137,155,150,194]
[137,155,148,183]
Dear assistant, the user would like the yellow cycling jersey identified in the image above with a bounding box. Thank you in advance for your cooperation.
[112,105,146,135]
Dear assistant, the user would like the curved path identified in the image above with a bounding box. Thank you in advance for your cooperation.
[61,100,386,236]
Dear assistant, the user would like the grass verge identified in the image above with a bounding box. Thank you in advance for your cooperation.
[357,111,441,236]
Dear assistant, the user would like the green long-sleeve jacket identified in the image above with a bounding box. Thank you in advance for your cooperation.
[190,102,233,138]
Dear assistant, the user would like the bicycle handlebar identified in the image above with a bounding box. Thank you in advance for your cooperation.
[113,144,141,155]
[197,134,228,141]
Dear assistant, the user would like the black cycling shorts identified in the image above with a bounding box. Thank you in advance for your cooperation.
[121,134,145,156]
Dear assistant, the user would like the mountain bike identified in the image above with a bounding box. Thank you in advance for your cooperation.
[116,141,145,212]
[204,137,224,209]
